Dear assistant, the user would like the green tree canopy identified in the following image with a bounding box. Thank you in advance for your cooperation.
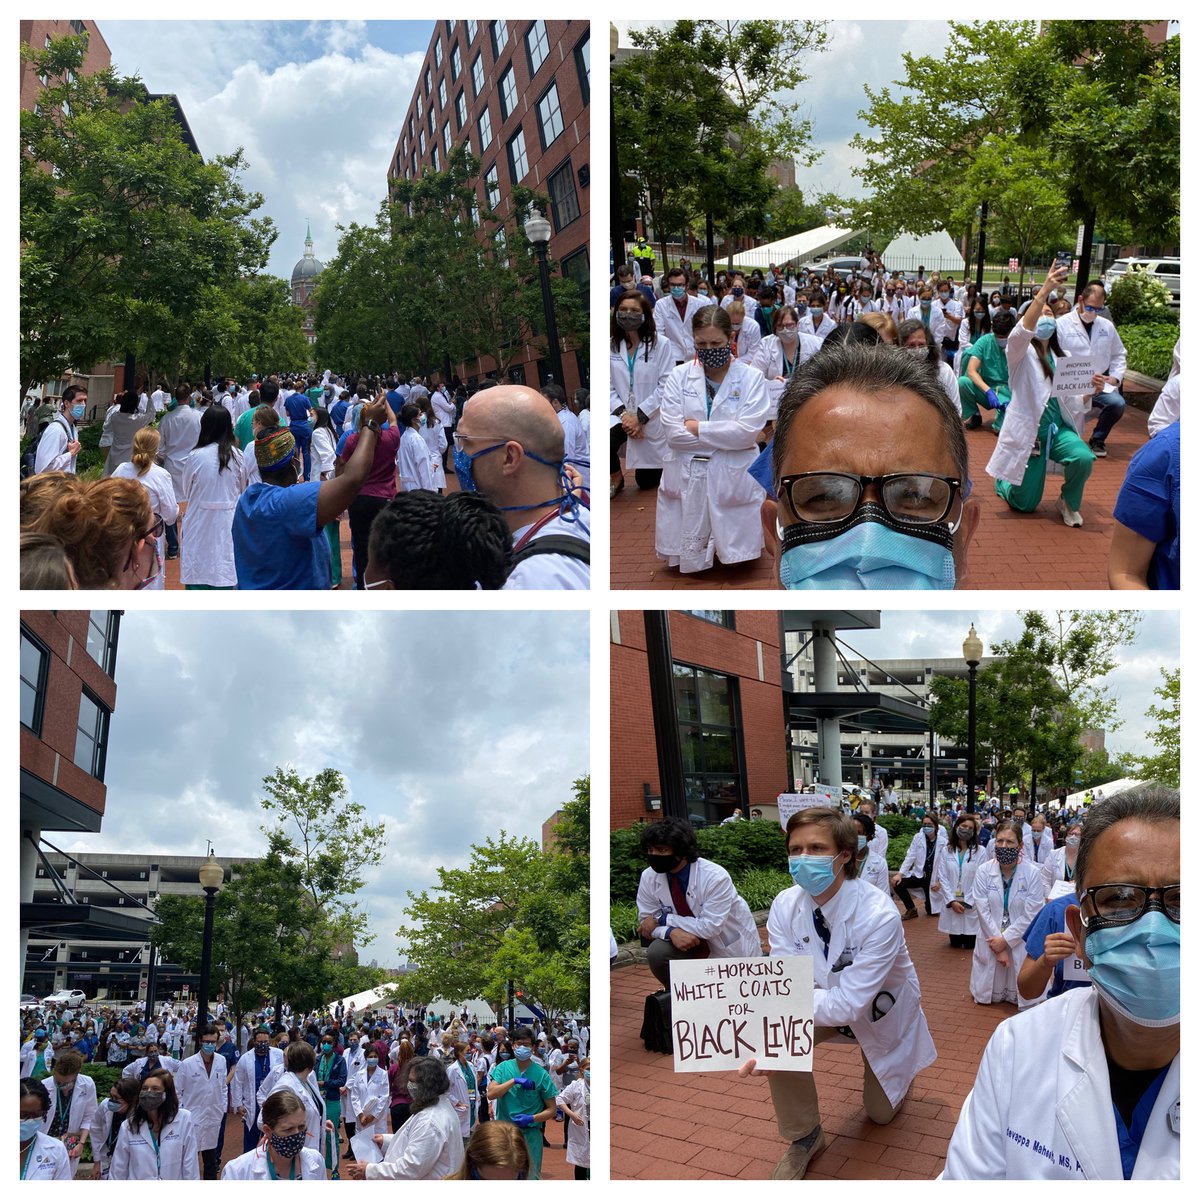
[1127,668,1179,787]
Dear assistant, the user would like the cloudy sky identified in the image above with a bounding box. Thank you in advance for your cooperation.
[100,20,432,280]
[816,608,1178,758]
[63,610,589,968]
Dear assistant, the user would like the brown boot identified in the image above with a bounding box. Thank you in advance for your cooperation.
[771,1127,826,1179]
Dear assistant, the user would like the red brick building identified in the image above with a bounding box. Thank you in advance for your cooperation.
[611,610,788,829]
[19,20,111,112]
[387,20,590,392]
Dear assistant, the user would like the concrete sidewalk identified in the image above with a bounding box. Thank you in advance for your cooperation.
[610,385,1157,591]
[610,905,1015,1180]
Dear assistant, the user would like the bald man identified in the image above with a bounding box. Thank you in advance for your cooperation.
[453,385,590,589]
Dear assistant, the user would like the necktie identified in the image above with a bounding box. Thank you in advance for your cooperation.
[813,908,831,960]
[667,874,710,958]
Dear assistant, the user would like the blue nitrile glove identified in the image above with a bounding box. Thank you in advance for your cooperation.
[511,1113,535,1128]
[512,1076,537,1090]
[985,388,999,410]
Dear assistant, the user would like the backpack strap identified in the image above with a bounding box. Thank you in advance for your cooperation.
[509,535,590,568]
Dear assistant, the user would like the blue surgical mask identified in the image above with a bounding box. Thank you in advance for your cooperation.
[788,854,843,896]
[778,504,956,590]
[810,306,823,316]
[71,404,86,420]
[105,1098,123,1112]
[1085,910,1179,1027]
[1035,317,1057,340]
[1032,830,1043,841]
[20,1117,42,1141]
[670,286,686,299]
[857,835,868,852]
[201,1043,216,1056]
[514,1046,533,1061]
[583,1070,590,1081]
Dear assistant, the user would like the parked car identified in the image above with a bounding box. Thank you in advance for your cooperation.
[1104,257,1180,306]
[20,995,43,1014]
[798,256,872,280]
[42,989,87,1005]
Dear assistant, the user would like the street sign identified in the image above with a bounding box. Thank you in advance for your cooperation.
[1075,224,1086,255]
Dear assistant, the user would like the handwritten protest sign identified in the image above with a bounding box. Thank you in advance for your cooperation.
[1051,354,1098,403]
[669,955,815,1073]
[777,788,843,830]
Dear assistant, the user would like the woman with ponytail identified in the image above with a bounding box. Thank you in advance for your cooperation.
[112,427,178,590]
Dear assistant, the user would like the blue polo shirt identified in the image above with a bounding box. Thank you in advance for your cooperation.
[1112,420,1179,590]
[284,392,312,423]
[1023,893,1091,999]
[232,481,331,590]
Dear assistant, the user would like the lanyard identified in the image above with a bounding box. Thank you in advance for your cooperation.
[21,1139,37,1180]
[148,1126,161,1178]
[703,376,719,419]
[781,343,798,377]
[267,1151,298,1180]
[625,345,638,400]
[1001,871,1014,927]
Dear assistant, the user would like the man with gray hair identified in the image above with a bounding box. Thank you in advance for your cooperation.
[945,786,1179,1179]
[764,344,981,588]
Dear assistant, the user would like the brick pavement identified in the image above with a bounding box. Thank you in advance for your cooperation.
[610,389,1155,591]
[609,904,1016,1181]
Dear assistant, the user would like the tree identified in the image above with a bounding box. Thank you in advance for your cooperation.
[1127,668,1179,787]
[258,767,386,949]
[20,35,275,387]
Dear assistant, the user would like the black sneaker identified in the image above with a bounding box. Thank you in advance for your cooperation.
[964,415,982,430]
[1089,442,1107,458]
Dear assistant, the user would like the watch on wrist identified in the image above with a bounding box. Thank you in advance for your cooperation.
[363,419,382,435]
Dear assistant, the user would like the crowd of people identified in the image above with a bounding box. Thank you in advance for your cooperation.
[611,255,1178,589]
[20,371,591,591]
[19,997,591,1180]
[628,784,1179,1179]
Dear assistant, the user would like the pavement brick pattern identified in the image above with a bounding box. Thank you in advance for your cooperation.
[610,391,1154,591]
[610,905,1016,1180]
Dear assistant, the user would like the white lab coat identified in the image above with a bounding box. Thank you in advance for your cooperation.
[342,1044,366,1081]
[767,878,938,1109]
[868,823,889,862]
[935,844,985,937]
[730,317,763,364]
[557,406,584,463]
[654,293,711,362]
[157,406,202,497]
[110,1109,201,1179]
[1147,340,1179,436]
[937,359,960,410]
[857,850,891,894]
[258,1070,325,1151]
[655,359,769,572]
[346,1064,391,1137]
[944,987,1179,1179]
[748,332,824,419]
[1045,845,1079,895]
[635,856,762,959]
[366,1094,464,1180]
[1055,309,1126,406]
[558,1077,590,1168]
[111,462,178,590]
[934,296,964,345]
[418,422,447,488]
[34,414,78,475]
[311,426,338,480]
[610,337,673,470]
[172,1050,228,1152]
[969,860,1045,1005]
[180,442,247,587]
[445,1058,475,1136]
[20,1131,74,1180]
[40,1072,98,1137]
[88,1102,126,1178]
[221,1145,326,1179]
[721,292,759,319]
[800,310,837,341]
[503,508,590,591]
[988,322,1089,486]
[897,828,949,915]
[20,1041,54,1076]
[397,425,436,492]
[229,1046,284,1132]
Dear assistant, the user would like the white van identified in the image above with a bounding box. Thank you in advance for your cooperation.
[1104,257,1180,306]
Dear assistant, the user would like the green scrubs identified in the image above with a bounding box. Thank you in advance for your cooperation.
[994,396,1095,513]
[958,333,1011,423]
[491,1059,557,1179]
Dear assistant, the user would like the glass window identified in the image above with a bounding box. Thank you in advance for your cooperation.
[431,145,440,172]
[443,119,451,153]
[408,115,414,140]
[434,40,443,70]
[438,78,447,109]
[526,20,550,75]
[419,129,426,155]
[575,30,590,103]
[467,20,478,43]
[560,247,589,305]
[455,90,467,129]
[451,44,461,81]
[85,610,117,673]
[75,690,110,780]
[491,21,509,59]
[499,65,517,121]
[507,127,529,182]
[424,67,432,95]
[547,160,580,231]
[537,83,564,149]
[673,664,744,823]
[416,94,423,121]
[684,610,735,629]
[477,106,492,152]
[429,108,435,138]
[20,633,48,732]
[485,163,501,209]
[472,54,484,98]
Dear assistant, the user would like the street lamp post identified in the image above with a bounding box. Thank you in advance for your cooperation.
[963,624,984,814]
[524,211,563,386]
[195,851,223,1052]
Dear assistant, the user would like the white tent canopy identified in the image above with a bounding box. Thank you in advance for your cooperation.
[737,224,863,270]
[880,229,965,275]
[1064,777,1144,807]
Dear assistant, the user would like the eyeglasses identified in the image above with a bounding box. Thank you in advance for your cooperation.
[451,432,504,452]
[1082,304,1103,313]
[777,472,965,527]
[1081,884,1179,926]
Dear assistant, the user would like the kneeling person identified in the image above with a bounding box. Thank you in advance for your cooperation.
[741,807,937,1179]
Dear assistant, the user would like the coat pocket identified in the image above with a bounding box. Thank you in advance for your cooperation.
[709,459,763,508]
[659,457,684,500]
